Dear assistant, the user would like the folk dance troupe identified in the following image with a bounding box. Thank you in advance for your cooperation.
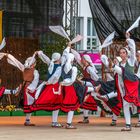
[0,22,140,132]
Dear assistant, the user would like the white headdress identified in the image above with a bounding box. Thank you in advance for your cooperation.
[24,56,36,68]
[122,47,131,57]
[82,54,98,73]
[48,52,61,74]
[64,53,74,74]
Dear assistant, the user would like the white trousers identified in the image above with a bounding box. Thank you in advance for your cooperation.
[138,113,140,121]
[108,92,118,99]
[123,99,131,125]
[112,113,118,121]
[25,113,32,121]
[52,110,59,122]
[83,109,89,117]
[67,111,74,124]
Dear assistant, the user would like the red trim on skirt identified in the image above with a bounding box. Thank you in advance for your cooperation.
[123,79,140,107]
[23,86,36,113]
[81,95,97,111]
[0,86,5,98]
[31,83,62,111]
[61,85,80,112]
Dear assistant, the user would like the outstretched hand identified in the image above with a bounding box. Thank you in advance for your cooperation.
[34,51,39,56]
[125,32,130,39]
[68,42,72,47]
[4,53,8,58]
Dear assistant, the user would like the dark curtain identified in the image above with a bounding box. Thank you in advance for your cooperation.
[1,0,64,38]
[88,0,140,41]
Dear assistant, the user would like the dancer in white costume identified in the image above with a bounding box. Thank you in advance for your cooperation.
[31,51,63,128]
[99,55,123,126]
[6,53,40,126]
[112,32,139,131]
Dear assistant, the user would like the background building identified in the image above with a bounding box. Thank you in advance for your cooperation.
[76,0,100,51]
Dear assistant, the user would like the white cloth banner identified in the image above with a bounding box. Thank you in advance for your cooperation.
[49,26,83,44]
[69,34,83,44]
[0,52,6,60]
[0,37,6,50]
[99,31,115,51]
[7,54,24,71]
[127,16,140,33]
[49,25,70,41]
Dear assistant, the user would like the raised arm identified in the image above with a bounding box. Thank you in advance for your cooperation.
[87,66,99,81]
[47,66,62,85]
[101,54,109,68]
[61,46,71,66]
[71,48,83,67]
[126,32,136,66]
[37,51,51,66]
[7,54,24,72]
[136,66,140,78]
[112,65,122,75]
[0,53,7,60]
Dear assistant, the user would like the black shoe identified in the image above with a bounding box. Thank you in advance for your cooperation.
[110,121,117,126]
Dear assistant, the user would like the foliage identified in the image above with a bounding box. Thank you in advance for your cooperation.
[36,32,67,80]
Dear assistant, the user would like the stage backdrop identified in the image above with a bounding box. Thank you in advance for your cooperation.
[88,0,140,42]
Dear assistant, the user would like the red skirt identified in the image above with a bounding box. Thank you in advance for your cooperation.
[123,79,140,106]
[31,83,62,112]
[24,87,36,113]
[61,85,80,112]
[0,86,5,100]
[80,95,97,111]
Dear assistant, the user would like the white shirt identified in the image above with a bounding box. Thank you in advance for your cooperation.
[37,51,61,84]
[27,70,39,93]
[60,46,78,86]
[47,66,62,84]
[127,38,136,67]
[71,48,99,81]
[113,38,136,97]
[61,46,70,66]
[7,54,40,93]
[61,66,77,86]
[71,48,83,67]
[106,73,114,81]
[135,61,140,78]
[86,66,99,81]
